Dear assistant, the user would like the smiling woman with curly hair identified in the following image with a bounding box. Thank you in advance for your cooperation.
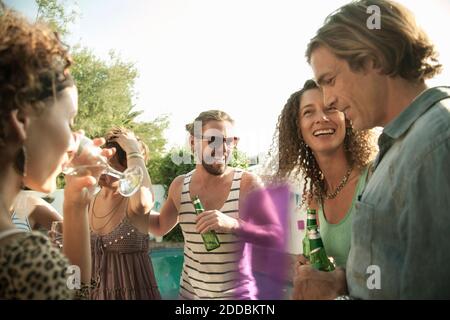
[275,79,377,268]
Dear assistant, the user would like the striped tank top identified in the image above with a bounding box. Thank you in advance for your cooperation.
[178,169,256,300]
[11,211,32,232]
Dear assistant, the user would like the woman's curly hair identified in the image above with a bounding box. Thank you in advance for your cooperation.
[0,8,72,146]
[274,80,377,206]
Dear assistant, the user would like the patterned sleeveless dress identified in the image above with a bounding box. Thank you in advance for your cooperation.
[90,215,161,300]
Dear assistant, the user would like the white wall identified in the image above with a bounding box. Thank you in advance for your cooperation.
[49,189,64,216]
[150,184,166,242]
[287,189,306,255]
[152,185,166,212]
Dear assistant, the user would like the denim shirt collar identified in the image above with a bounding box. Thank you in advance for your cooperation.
[383,86,450,139]
[374,86,450,168]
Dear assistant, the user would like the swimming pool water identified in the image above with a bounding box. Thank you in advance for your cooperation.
[149,247,184,300]
[149,247,293,300]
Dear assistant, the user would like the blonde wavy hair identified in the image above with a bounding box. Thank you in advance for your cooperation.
[306,0,442,82]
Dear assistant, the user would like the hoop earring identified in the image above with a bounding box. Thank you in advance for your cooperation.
[14,145,28,177]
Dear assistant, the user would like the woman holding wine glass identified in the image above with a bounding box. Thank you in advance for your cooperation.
[0,8,113,299]
[88,127,161,300]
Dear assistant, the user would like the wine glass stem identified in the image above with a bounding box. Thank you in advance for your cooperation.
[104,165,124,180]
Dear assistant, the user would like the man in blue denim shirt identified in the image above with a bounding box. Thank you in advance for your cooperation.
[293,0,450,299]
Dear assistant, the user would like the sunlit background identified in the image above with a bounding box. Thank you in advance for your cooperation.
[6,0,450,160]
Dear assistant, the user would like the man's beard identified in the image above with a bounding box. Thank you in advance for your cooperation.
[199,148,231,176]
[201,160,227,176]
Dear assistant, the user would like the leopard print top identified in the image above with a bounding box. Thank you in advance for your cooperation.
[0,231,74,299]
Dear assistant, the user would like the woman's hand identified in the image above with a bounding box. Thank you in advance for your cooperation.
[64,137,115,207]
[297,254,310,267]
[110,131,141,155]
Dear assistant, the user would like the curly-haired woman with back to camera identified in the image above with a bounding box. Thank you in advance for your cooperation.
[0,7,113,299]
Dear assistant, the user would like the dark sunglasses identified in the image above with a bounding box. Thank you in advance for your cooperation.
[197,135,240,147]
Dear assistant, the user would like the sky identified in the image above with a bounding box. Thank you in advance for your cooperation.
[6,0,450,158]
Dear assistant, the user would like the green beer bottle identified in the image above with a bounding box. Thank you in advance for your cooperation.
[192,195,221,251]
[307,228,335,272]
[302,208,318,259]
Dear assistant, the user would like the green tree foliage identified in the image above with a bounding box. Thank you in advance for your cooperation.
[55,48,169,188]
[33,1,169,155]
[149,149,195,191]
[229,149,250,170]
[71,48,138,136]
[70,47,169,157]
[35,0,78,37]
[33,1,170,188]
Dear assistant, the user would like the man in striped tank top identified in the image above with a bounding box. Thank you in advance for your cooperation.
[149,110,283,300]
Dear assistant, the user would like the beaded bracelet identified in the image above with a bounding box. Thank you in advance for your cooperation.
[127,151,141,157]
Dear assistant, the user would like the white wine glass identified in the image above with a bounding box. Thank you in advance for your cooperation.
[62,133,143,197]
